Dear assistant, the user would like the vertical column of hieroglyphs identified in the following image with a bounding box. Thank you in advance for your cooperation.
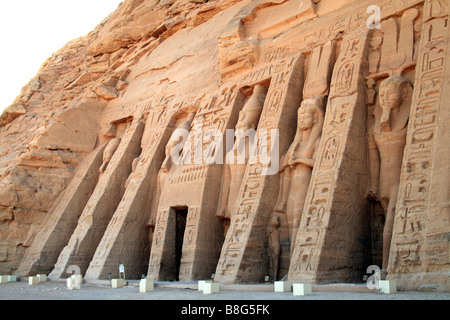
[388,0,449,290]
[178,206,201,280]
[147,206,171,280]
[49,119,145,278]
[214,54,305,284]
[84,98,176,280]
[14,143,107,277]
[289,29,370,283]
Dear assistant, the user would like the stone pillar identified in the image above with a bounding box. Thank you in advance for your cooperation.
[388,0,450,291]
[84,105,176,280]
[14,143,107,277]
[214,54,305,284]
[49,120,145,278]
[289,28,371,283]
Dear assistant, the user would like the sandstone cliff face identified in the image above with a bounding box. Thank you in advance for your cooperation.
[0,0,244,275]
[0,0,448,291]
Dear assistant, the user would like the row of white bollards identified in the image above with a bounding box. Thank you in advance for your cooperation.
[29,274,47,285]
[0,274,46,285]
[274,281,312,296]
[1,274,397,295]
[0,275,17,283]
[273,280,397,295]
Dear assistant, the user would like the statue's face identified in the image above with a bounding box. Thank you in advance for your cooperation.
[379,83,403,111]
[298,106,315,131]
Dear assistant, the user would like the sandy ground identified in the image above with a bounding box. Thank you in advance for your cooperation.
[0,280,448,301]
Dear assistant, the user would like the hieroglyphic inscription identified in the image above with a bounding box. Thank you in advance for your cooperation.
[296,0,423,52]
[332,36,367,97]
[262,46,292,64]
[289,29,370,279]
[147,209,169,276]
[197,85,239,116]
[242,52,298,87]
[389,0,449,273]
[184,207,200,247]
[178,207,201,279]
[217,164,264,276]
[171,89,238,182]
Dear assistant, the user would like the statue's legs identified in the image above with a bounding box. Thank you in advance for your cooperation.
[287,167,312,256]
[378,142,405,272]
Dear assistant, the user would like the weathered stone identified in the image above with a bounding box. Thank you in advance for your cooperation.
[0,103,27,127]
[14,143,107,277]
[94,85,118,101]
[49,120,145,278]
[0,0,448,293]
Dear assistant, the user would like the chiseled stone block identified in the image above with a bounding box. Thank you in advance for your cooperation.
[0,276,8,284]
[29,276,40,285]
[198,280,212,291]
[380,280,397,294]
[37,274,47,282]
[293,283,312,296]
[274,281,292,292]
[139,279,154,293]
[7,276,17,282]
[112,279,126,289]
[203,282,219,294]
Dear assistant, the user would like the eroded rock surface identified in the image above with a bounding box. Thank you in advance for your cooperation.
[1,0,448,292]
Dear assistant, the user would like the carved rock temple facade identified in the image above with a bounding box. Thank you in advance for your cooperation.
[0,0,448,291]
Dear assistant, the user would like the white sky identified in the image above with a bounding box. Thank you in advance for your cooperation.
[0,0,124,113]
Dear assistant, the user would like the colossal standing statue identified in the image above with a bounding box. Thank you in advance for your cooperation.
[268,212,282,281]
[271,98,324,265]
[368,76,412,274]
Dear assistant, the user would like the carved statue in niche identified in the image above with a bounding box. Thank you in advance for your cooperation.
[268,212,281,281]
[367,76,412,275]
[216,84,268,236]
[124,156,141,189]
[366,78,385,267]
[99,137,122,175]
[147,113,195,241]
[272,98,324,260]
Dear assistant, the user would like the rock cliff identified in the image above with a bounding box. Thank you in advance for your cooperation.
[1,0,448,292]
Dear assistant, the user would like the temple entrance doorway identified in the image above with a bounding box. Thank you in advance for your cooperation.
[174,207,188,281]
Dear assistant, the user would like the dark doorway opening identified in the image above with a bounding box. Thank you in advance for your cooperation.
[174,207,188,281]
[368,201,385,268]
